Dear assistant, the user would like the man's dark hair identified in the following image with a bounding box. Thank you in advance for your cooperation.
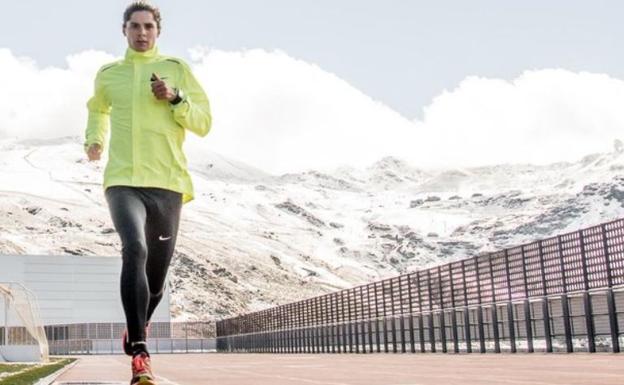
[123,1,162,31]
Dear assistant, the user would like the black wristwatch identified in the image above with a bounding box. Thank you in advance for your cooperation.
[170,88,184,105]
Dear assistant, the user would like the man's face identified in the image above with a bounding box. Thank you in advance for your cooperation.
[123,10,159,52]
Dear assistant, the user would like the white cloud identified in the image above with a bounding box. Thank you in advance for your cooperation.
[0,47,622,174]
[416,69,624,168]
[186,47,416,173]
[0,49,115,141]
[0,47,416,174]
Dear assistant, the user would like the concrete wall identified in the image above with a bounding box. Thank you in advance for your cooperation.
[0,255,171,325]
[0,345,41,362]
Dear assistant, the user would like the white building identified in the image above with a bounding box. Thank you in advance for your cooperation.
[0,254,171,325]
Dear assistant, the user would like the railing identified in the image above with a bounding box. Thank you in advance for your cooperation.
[43,321,215,355]
[216,218,624,353]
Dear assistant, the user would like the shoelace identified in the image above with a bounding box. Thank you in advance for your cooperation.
[132,355,148,373]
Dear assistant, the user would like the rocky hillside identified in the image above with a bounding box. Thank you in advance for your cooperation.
[1,137,623,320]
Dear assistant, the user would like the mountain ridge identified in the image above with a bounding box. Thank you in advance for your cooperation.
[1,136,622,319]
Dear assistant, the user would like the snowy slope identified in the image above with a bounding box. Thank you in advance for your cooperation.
[1,136,623,320]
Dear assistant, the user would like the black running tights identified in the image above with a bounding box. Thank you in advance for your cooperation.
[105,186,182,344]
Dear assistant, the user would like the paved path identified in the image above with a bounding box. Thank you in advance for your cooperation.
[53,353,624,385]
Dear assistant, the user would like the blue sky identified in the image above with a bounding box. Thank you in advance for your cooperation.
[0,1,623,173]
[1,0,621,119]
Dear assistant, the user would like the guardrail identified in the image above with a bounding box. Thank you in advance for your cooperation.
[43,321,215,355]
[216,218,624,353]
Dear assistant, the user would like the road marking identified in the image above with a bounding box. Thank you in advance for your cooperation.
[54,382,126,385]
[157,375,184,385]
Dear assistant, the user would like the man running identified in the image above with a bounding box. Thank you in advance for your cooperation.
[84,2,211,384]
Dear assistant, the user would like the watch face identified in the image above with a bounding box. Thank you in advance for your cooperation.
[170,89,184,105]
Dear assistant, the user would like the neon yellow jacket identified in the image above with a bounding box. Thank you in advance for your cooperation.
[84,46,211,203]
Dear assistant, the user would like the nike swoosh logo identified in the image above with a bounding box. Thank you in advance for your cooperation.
[158,235,172,241]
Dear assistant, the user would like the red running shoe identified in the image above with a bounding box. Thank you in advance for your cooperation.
[130,352,156,385]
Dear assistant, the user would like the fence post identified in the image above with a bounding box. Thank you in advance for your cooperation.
[312,300,317,354]
[438,312,446,354]
[282,304,292,353]
[346,292,352,353]
[325,296,330,354]
[461,260,472,353]
[299,301,305,353]
[291,305,296,353]
[503,250,516,353]
[271,311,275,353]
[316,297,323,354]
[407,274,416,353]
[541,300,552,354]
[367,286,374,353]
[427,270,436,353]
[578,231,596,353]
[359,286,367,354]
[398,277,406,353]
[308,302,313,354]
[352,291,357,353]
[506,302,516,353]
[310,300,316,354]
[537,240,553,353]
[306,301,311,354]
[475,258,486,353]
[290,304,295,354]
[390,280,398,353]
[335,292,344,353]
[284,312,288,354]
[281,309,285,354]
[417,273,426,353]
[341,291,348,353]
[277,309,282,354]
[557,235,573,353]
[477,308,485,353]
[297,305,302,354]
[348,292,355,354]
[488,255,500,353]
[382,281,389,353]
[607,289,620,353]
[302,300,311,353]
[449,264,459,353]
[582,291,595,353]
[332,295,337,353]
[601,224,620,353]
[561,294,573,353]
[335,294,341,353]
[437,267,447,353]
[520,246,534,353]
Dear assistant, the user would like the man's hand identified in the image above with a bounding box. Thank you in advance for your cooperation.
[150,73,177,102]
[87,143,102,161]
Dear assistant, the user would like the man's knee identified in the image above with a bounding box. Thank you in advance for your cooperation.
[122,239,148,261]
[149,289,164,299]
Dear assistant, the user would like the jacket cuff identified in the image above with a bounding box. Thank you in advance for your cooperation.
[171,98,190,116]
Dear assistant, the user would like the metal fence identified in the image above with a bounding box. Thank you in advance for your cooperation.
[44,321,215,355]
[216,218,624,354]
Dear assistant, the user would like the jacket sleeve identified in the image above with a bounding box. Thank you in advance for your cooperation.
[171,61,212,137]
[84,69,111,152]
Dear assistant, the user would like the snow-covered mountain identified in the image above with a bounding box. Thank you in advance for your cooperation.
[1,136,623,320]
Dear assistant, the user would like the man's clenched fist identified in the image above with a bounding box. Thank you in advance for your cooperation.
[150,73,176,102]
[87,143,102,161]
